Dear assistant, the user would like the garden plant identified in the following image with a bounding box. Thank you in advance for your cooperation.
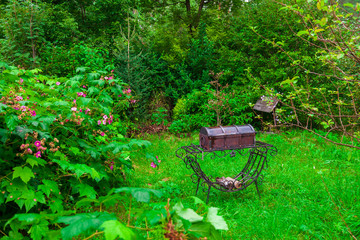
[0,0,359,239]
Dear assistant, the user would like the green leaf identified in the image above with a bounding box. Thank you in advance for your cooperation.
[69,147,81,156]
[75,198,99,208]
[343,3,354,8]
[0,103,8,113]
[53,101,69,107]
[28,220,48,240]
[190,196,206,206]
[26,155,47,168]
[297,30,309,36]
[6,213,42,225]
[6,114,19,131]
[188,222,213,238]
[56,212,116,240]
[141,210,163,226]
[0,191,4,204]
[128,139,151,149]
[88,72,100,81]
[0,128,8,143]
[206,207,228,230]
[38,180,59,197]
[80,97,91,106]
[173,202,203,223]
[36,115,56,130]
[13,166,34,184]
[101,220,136,240]
[317,0,324,10]
[49,198,64,213]
[13,126,33,139]
[319,17,327,26]
[21,190,37,212]
[88,86,100,96]
[99,194,123,209]
[46,230,62,240]
[76,184,97,199]
[113,187,163,203]
[76,67,88,73]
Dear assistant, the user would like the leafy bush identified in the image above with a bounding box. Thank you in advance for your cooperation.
[0,62,229,239]
[151,107,169,126]
[0,63,148,238]
[41,43,114,77]
[169,84,256,133]
[0,0,45,68]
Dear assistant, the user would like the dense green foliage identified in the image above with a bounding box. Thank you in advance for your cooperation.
[0,0,359,238]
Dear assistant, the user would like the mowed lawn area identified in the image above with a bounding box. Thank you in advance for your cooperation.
[129,131,360,239]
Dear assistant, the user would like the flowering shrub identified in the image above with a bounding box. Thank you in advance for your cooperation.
[0,63,152,238]
[0,63,228,239]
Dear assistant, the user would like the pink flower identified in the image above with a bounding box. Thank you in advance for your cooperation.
[35,151,41,158]
[108,76,113,80]
[100,132,105,136]
[105,77,108,80]
[82,85,86,88]
[150,162,156,168]
[97,120,101,125]
[34,141,41,147]
[20,106,26,111]
[85,108,90,114]
[15,96,23,101]
[103,115,108,120]
[77,92,86,97]
[13,107,19,110]
[102,119,106,125]
[110,165,114,171]
[56,82,60,86]
[65,119,69,122]
[123,88,131,94]
[111,70,114,73]
[71,107,77,112]
[34,199,37,202]
[79,109,82,112]
[118,94,122,97]
[73,99,76,104]
[27,148,33,154]
[31,111,36,116]
[27,97,29,100]
[19,78,24,84]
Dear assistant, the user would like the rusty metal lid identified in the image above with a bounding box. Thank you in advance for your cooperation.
[200,124,255,137]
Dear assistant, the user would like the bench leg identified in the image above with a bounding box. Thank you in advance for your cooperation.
[195,177,201,195]
[255,180,261,199]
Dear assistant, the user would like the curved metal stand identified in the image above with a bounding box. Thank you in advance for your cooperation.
[175,141,277,203]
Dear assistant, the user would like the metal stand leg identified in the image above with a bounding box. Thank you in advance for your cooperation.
[195,177,201,195]
[206,186,211,204]
[255,180,261,199]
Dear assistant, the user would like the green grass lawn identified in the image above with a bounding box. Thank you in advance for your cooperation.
[128,131,360,239]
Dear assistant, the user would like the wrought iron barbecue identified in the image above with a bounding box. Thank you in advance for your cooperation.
[175,141,277,204]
